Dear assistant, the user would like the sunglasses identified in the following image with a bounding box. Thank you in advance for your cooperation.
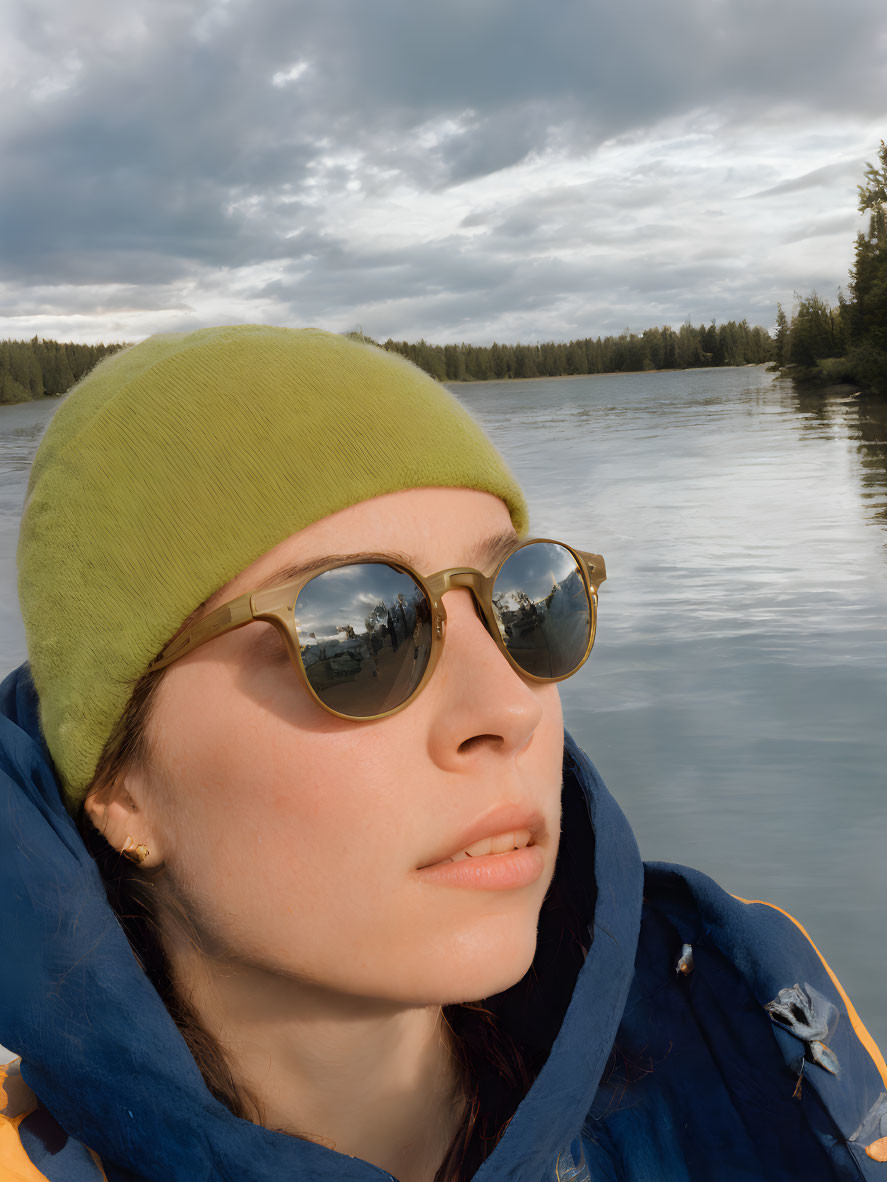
[145,537,606,722]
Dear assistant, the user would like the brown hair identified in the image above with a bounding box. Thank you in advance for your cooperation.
[75,603,597,1182]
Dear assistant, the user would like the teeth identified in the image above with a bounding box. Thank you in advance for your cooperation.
[447,828,532,862]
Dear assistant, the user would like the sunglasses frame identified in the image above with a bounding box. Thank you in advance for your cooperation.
[145,537,607,722]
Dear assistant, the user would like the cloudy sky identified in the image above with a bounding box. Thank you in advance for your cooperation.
[1,0,885,346]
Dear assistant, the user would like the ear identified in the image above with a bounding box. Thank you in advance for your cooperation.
[83,771,165,870]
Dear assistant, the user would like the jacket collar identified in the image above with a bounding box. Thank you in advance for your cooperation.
[0,660,643,1181]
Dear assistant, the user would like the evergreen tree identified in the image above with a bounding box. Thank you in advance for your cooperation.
[773,304,789,366]
[846,140,887,390]
[776,138,887,392]
[0,337,124,405]
[787,292,842,366]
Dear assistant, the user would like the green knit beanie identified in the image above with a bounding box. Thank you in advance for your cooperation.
[16,325,529,815]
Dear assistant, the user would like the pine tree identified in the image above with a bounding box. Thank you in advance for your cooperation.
[773,304,789,366]
[845,140,887,390]
[777,139,887,391]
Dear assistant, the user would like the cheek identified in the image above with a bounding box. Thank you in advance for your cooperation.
[527,683,564,772]
[149,668,414,953]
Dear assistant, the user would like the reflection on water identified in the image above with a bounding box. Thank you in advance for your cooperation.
[792,384,887,534]
[2,368,886,1050]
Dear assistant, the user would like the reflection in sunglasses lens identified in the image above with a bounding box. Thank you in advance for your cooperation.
[295,563,433,717]
[293,544,592,717]
[491,542,591,677]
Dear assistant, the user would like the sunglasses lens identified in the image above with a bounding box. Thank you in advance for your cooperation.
[492,542,592,677]
[295,563,433,718]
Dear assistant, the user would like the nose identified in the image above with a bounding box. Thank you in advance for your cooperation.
[426,587,546,771]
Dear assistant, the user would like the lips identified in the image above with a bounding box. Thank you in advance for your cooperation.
[417,804,546,870]
[445,828,533,861]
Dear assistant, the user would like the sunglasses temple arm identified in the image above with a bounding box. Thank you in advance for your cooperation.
[575,550,607,591]
[147,596,255,671]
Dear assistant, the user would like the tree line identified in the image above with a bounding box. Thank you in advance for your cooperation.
[372,318,773,382]
[773,139,887,393]
[0,336,124,405]
[2,320,775,408]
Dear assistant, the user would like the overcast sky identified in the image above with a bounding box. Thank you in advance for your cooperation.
[1,0,885,346]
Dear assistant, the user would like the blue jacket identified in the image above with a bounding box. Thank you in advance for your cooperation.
[1,656,885,1181]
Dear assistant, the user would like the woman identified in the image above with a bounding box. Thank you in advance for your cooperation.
[1,325,885,1182]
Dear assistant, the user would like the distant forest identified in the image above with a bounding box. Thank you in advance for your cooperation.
[1,320,775,406]
[774,139,887,394]
[0,337,124,404]
[365,319,774,382]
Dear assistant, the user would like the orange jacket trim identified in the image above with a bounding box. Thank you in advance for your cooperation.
[0,1058,108,1182]
[1,1057,50,1182]
[731,894,887,1089]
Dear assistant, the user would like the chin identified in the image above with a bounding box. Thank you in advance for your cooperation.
[423,911,542,1006]
[450,959,535,1006]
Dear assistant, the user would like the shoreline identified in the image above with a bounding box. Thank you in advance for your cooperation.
[0,363,790,407]
[445,363,770,385]
[0,392,65,409]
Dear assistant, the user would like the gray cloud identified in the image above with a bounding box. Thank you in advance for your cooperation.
[783,212,862,243]
[749,158,868,199]
[0,0,885,342]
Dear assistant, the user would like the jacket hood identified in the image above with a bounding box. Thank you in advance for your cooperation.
[0,658,644,1182]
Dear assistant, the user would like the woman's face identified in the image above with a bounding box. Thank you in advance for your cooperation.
[127,487,565,1006]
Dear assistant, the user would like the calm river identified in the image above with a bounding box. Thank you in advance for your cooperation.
[1,364,886,1050]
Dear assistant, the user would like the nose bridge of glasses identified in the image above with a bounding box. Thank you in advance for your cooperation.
[424,567,493,603]
[422,568,496,640]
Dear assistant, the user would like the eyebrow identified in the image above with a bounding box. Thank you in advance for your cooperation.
[251,527,523,593]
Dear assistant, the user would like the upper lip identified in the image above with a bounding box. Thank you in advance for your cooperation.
[417,803,547,869]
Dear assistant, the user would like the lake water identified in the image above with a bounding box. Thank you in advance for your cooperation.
[1,365,886,1054]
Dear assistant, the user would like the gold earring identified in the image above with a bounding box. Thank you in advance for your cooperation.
[121,834,150,865]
